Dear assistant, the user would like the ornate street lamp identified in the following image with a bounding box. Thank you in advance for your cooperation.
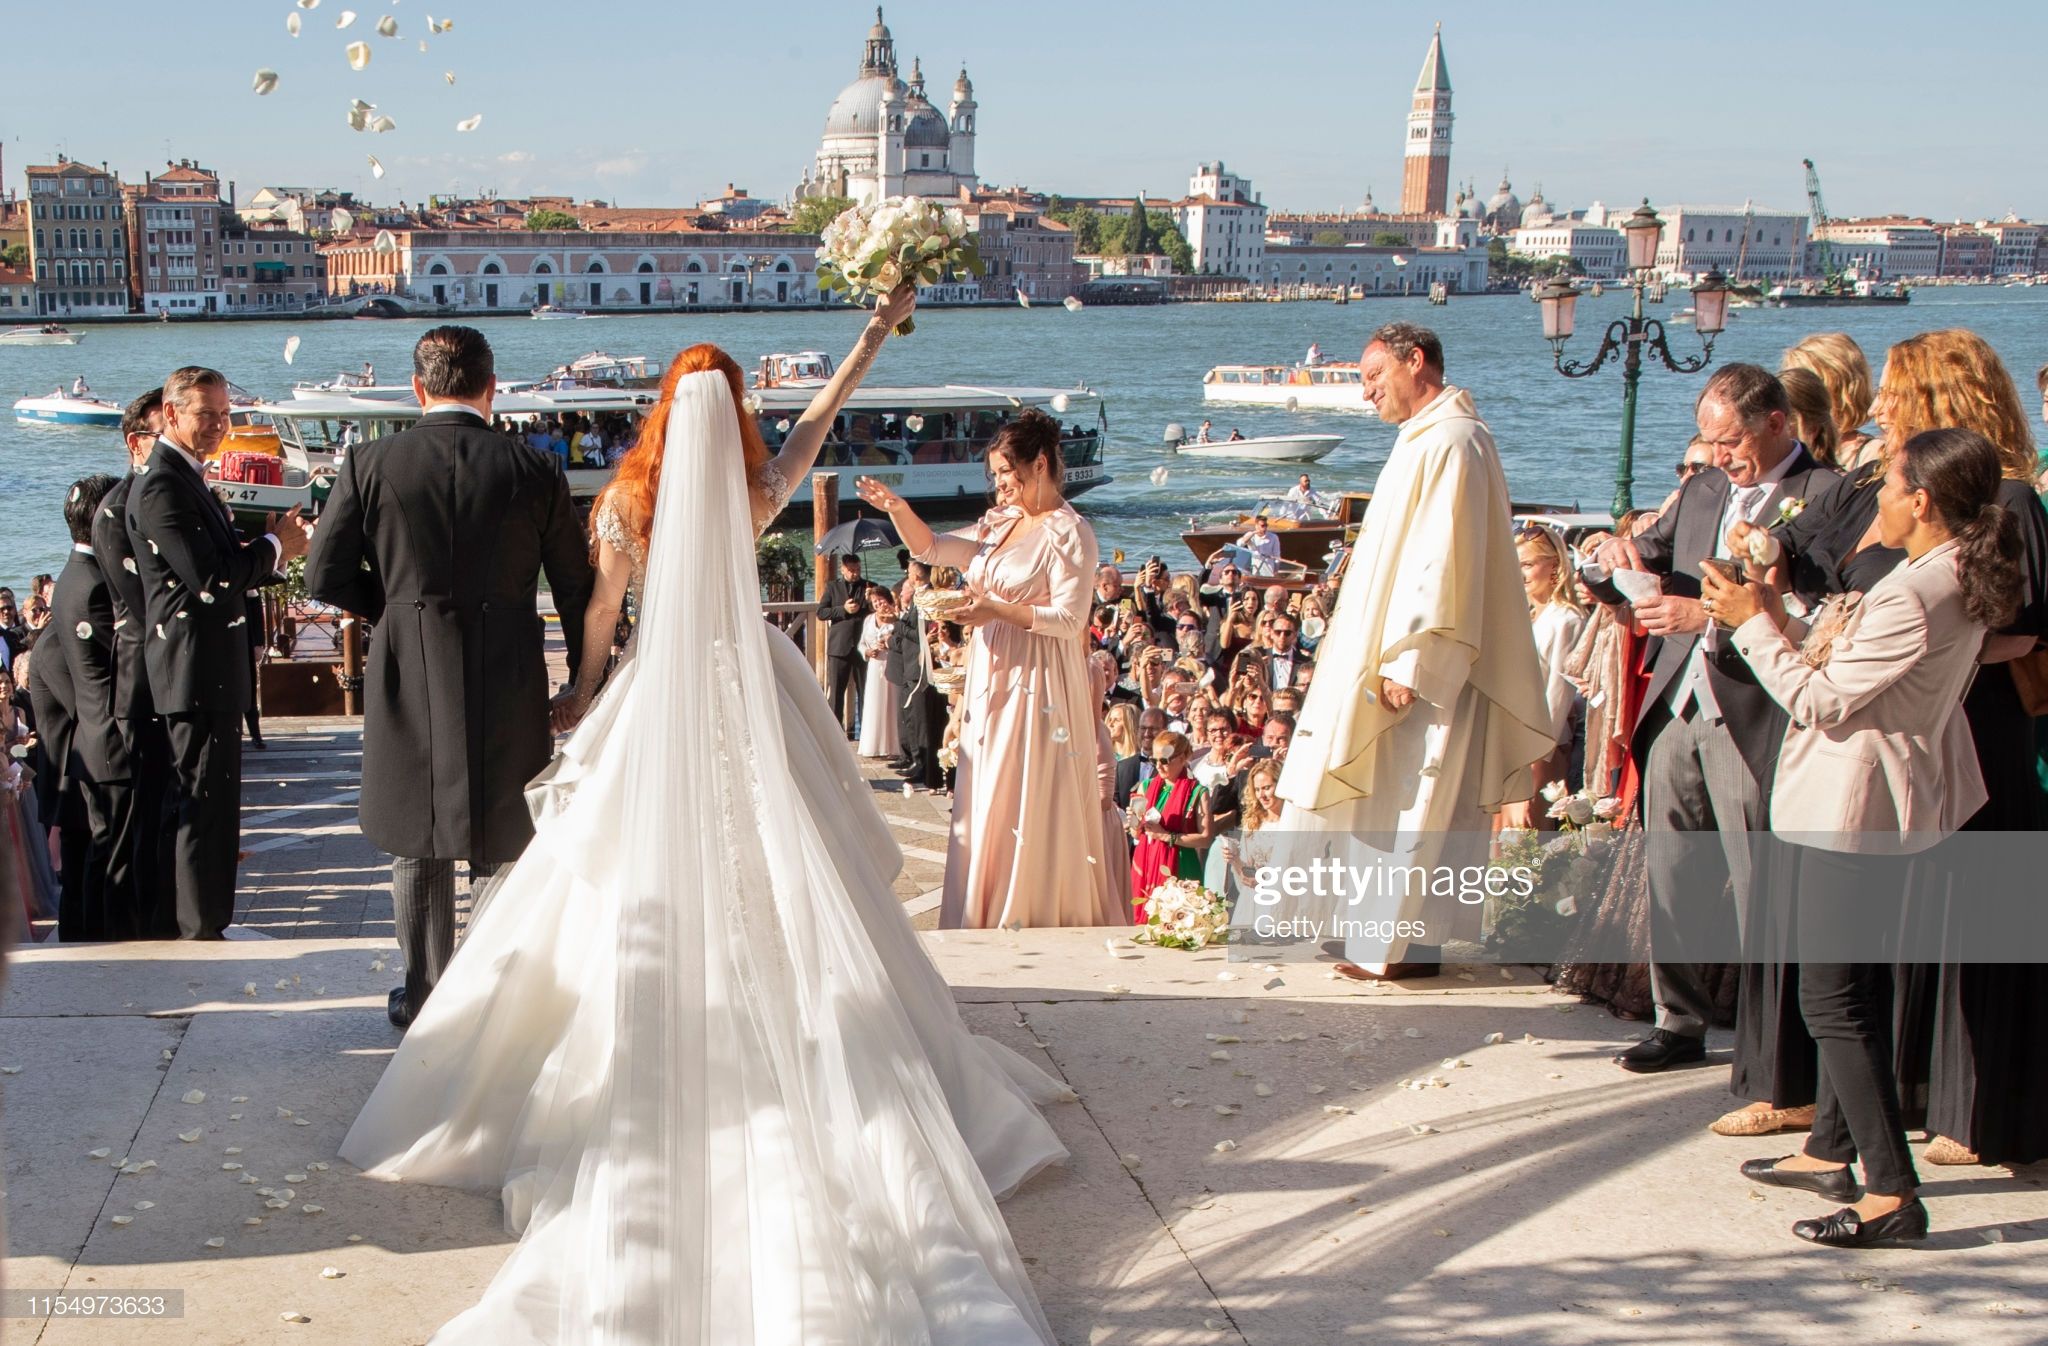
[1541,201,1725,518]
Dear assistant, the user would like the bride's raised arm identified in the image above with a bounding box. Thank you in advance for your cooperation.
[760,285,918,493]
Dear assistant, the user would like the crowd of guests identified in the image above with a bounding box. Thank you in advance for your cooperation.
[499,410,635,469]
[4,372,312,944]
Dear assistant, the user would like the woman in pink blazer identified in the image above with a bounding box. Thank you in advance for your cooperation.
[1704,427,2023,1248]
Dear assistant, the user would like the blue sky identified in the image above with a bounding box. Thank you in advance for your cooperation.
[5,1,2044,222]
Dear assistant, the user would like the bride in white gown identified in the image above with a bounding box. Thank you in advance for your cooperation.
[339,290,1072,1344]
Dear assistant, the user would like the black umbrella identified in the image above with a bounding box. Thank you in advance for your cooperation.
[814,517,901,555]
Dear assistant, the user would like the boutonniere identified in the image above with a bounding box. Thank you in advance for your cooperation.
[1777,497,1807,525]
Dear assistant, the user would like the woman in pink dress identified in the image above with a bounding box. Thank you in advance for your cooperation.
[857,410,1124,928]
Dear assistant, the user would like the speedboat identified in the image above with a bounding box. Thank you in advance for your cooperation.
[0,324,83,347]
[1165,425,1343,463]
[12,390,124,427]
[529,304,588,320]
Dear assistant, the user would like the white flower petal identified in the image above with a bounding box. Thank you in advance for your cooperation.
[245,1216,265,1225]
[1212,1104,1239,1116]
[376,15,397,36]
[281,1311,310,1323]
[444,70,456,84]
[346,1234,364,1243]
[222,1162,244,1171]
[456,113,482,132]
[284,1173,308,1183]
[182,1089,208,1104]
[253,69,280,96]
[178,1129,203,1143]
[239,1174,258,1184]
[1402,1027,1423,1038]
[367,155,385,179]
[301,1203,324,1214]
[346,40,370,69]
[88,1147,113,1159]
[204,1236,226,1249]
[1212,1139,1238,1153]
[1170,1096,1189,1109]
[287,12,302,35]
[336,9,356,27]
[265,1199,291,1210]
[373,230,398,254]
[111,1215,134,1227]
[321,1267,345,1279]
[370,114,396,133]
[1150,466,1171,487]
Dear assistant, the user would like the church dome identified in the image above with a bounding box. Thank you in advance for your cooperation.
[1486,174,1520,219]
[1519,188,1551,228]
[904,103,950,148]
[823,74,908,138]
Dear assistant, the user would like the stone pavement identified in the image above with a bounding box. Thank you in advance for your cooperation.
[5,717,2047,1344]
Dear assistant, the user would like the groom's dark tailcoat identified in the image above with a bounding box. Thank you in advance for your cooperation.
[304,408,594,864]
[45,547,137,939]
[126,438,285,938]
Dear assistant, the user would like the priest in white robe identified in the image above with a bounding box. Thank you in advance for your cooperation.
[1270,323,1556,977]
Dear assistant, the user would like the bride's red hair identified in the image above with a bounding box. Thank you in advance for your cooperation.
[592,343,769,555]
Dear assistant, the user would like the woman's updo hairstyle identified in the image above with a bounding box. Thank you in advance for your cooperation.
[1897,427,2022,629]
[986,407,1065,489]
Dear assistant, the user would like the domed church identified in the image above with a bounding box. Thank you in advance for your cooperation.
[795,9,979,205]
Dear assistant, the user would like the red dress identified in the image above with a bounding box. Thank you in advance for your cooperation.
[1129,774,1207,924]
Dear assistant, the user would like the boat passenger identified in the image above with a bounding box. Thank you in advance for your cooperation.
[1284,474,1331,519]
[1227,429,1246,442]
[1306,342,1323,366]
[71,376,91,398]
[1196,419,1214,444]
[1234,516,1282,576]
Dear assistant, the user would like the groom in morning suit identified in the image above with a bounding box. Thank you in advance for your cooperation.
[306,326,594,1029]
[125,367,312,939]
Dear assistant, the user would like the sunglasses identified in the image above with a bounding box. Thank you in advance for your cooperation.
[1677,460,1711,479]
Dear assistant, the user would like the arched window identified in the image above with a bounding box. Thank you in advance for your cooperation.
[637,261,654,273]
[482,262,501,274]
[774,260,792,273]
[686,261,702,273]
[585,260,604,273]
[535,260,553,274]
[428,262,449,275]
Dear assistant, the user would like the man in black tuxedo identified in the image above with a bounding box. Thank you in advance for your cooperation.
[886,564,946,792]
[93,390,179,937]
[1597,363,1835,1072]
[1263,610,1313,691]
[305,326,593,1029]
[126,367,311,940]
[818,552,871,735]
[40,475,134,939]
[1113,707,1170,811]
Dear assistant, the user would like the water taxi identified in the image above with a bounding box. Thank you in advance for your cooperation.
[12,390,124,427]
[753,351,837,388]
[532,351,657,390]
[1200,361,1377,414]
[1165,424,1343,463]
[0,324,83,347]
[529,304,589,320]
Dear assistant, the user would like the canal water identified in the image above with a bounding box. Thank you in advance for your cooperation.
[5,286,2045,592]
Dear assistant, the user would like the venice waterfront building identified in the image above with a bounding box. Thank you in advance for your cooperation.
[25,157,129,316]
[795,9,978,206]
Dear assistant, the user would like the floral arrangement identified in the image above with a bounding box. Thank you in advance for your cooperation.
[1135,876,1231,951]
[815,196,981,335]
[1484,784,1625,959]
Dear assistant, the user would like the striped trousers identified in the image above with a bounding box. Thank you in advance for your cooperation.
[389,857,506,1018]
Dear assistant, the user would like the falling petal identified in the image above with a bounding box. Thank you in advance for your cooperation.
[287,11,301,35]
[443,70,455,84]
[350,97,374,112]
[373,229,398,254]
[253,69,281,96]
[1051,392,1072,413]
[367,154,385,179]
[336,9,356,27]
[370,114,396,133]
[296,0,319,7]
[75,621,94,640]
[904,414,925,432]
[347,106,370,131]
[435,16,452,30]
[1149,466,1170,487]
[456,113,482,132]
[376,14,396,35]
[346,40,370,69]
[283,334,302,364]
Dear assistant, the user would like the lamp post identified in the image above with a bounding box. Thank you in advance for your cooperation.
[1536,201,1730,519]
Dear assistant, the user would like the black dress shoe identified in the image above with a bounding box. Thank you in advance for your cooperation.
[1793,1199,1929,1247]
[386,986,415,1030]
[1613,1028,1707,1073]
[1740,1155,1861,1202]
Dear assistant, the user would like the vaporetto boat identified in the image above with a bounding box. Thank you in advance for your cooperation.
[12,390,124,427]
[240,375,1109,528]
[1201,361,1378,414]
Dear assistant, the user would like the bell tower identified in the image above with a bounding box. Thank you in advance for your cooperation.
[1400,24,1453,216]
[949,66,978,184]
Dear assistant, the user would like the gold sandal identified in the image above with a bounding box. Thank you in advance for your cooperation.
[1709,1103,1817,1137]
[1923,1135,1980,1165]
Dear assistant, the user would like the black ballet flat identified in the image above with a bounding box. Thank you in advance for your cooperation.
[1793,1199,1929,1248]
[1740,1156,1861,1202]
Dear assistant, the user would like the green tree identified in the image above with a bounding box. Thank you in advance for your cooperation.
[524,208,580,231]
[1150,212,1194,274]
[1126,196,1154,257]
[0,242,28,267]
[787,195,856,236]
[1048,203,1106,254]
[1311,230,1348,246]
[1371,231,1409,248]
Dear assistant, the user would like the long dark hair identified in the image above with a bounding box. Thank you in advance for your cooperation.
[986,407,1064,492]
[1897,428,2022,629]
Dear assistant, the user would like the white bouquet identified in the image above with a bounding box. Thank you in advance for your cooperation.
[815,196,981,334]
[1136,876,1231,951]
